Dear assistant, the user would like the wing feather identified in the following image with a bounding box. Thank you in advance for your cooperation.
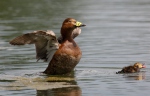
[10,30,59,62]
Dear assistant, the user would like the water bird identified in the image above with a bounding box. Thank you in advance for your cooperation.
[116,62,146,74]
[10,18,86,75]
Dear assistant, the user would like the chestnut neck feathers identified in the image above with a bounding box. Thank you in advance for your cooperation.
[61,27,74,41]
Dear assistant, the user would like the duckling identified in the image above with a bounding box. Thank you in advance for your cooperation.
[10,18,86,75]
[116,62,146,74]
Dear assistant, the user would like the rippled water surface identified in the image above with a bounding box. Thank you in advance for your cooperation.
[1,0,150,96]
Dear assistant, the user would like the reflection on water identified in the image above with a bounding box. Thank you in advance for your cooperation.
[37,87,81,96]
[1,0,150,96]
[122,72,146,80]
[0,72,81,96]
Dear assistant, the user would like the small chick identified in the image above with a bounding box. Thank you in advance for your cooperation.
[116,62,146,74]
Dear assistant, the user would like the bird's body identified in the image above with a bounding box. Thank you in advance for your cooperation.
[116,62,146,74]
[44,40,82,74]
[10,18,85,75]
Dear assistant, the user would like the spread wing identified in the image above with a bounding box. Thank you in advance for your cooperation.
[57,27,81,43]
[9,30,59,62]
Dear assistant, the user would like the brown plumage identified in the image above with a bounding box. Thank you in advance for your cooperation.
[57,27,81,43]
[9,18,86,75]
[116,62,146,74]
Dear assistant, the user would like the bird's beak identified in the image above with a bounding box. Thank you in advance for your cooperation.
[75,21,86,27]
[142,63,146,68]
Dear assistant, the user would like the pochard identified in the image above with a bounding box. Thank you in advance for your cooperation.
[10,18,86,75]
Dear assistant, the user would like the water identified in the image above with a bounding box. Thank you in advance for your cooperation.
[0,0,150,96]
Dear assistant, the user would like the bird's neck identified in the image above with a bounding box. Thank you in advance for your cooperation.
[61,27,74,42]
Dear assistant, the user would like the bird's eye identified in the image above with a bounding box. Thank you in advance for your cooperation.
[68,20,72,22]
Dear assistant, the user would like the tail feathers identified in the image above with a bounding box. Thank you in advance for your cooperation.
[116,71,123,74]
